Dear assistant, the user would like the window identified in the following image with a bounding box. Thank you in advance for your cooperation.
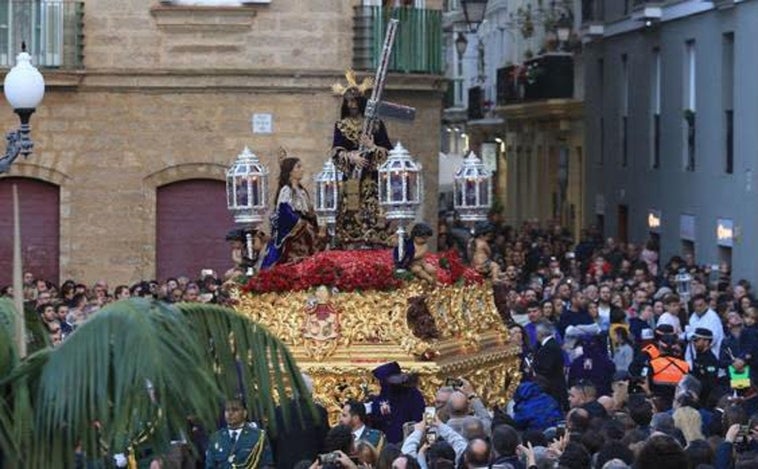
[621,54,628,167]
[651,47,661,169]
[0,0,77,68]
[723,32,734,174]
[684,40,696,171]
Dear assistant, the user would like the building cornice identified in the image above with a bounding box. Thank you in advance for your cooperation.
[495,98,583,122]
[40,69,445,94]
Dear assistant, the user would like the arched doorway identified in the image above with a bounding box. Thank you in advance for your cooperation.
[0,177,60,287]
[156,179,236,282]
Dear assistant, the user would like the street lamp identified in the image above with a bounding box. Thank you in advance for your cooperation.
[0,43,46,174]
[461,0,488,32]
[556,13,572,47]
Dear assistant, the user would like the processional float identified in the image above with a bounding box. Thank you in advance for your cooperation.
[227,18,520,423]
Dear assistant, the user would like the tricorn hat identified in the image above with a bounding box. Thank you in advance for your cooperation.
[372,361,408,384]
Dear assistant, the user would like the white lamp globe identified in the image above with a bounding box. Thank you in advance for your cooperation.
[4,50,45,110]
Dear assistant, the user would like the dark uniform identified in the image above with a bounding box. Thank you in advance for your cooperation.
[205,423,274,469]
[690,328,730,405]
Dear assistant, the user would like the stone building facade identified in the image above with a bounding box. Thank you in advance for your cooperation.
[0,0,445,285]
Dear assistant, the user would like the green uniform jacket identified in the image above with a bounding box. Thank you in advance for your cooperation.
[205,424,274,469]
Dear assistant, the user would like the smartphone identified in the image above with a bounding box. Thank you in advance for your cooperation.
[424,406,436,425]
[200,269,214,278]
[402,421,416,439]
[555,422,566,439]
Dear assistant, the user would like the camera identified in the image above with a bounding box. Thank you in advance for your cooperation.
[318,452,340,465]
[445,377,463,388]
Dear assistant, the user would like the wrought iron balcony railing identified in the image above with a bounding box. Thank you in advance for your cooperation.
[496,54,574,106]
[0,0,84,69]
[353,6,443,75]
[581,0,604,23]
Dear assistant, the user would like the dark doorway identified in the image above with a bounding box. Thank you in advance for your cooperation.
[617,205,629,244]
[156,179,236,282]
[0,177,60,286]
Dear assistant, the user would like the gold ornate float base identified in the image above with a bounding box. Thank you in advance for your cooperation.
[235,281,520,423]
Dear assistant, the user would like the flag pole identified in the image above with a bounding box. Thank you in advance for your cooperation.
[13,184,26,358]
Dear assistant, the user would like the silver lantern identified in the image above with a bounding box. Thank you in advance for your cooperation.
[378,142,423,264]
[454,151,492,222]
[314,158,343,245]
[226,146,269,225]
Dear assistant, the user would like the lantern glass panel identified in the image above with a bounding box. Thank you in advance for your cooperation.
[479,179,489,205]
[235,176,248,207]
[325,183,335,209]
[227,176,235,207]
[391,172,403,202]
[406,172,417,202]
[465,179,476,205]
[251,176,260,207]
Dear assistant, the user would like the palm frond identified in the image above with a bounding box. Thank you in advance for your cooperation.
[32,298,221,469]
[175,302,316,436]
[1,298,313,468]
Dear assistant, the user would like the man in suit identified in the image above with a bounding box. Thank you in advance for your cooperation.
[532,320,568,410]
[205,399,274,468]
[339,399,386,453]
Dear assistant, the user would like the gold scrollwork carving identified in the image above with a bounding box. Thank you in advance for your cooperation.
[233,281,521,424]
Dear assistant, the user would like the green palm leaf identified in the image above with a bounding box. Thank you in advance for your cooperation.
[0,298,312,468]
[175,302,315,435]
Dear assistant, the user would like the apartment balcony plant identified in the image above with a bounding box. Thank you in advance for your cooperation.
[496,53,574,106]
[353,5,443,75]
[0,0,84,69]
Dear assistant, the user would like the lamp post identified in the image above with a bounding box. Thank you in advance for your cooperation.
[314,158,342,248]
[226,146,269,275]
[378,142,422,265]
[461,0,488,32]
[453,151,492,223]
[0,43,46,174]
[556,13,572,49]
[2,44,45,359]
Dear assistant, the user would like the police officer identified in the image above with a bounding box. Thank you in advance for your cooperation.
[690,327,729,405]
[205,399,274,469]
[645,325,689,408]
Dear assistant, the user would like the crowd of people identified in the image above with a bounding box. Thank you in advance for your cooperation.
[255,218,758,469]
[0,270,238,349]
[7,216,758,469]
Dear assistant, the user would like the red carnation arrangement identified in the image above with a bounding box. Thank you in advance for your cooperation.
[243,249,483,294]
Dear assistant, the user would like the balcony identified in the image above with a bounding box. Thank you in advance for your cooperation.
[0,0,84,69]
[496,54,574,106]
[353,6,443,75]
[580,0,604,37]
[467,85,483,120]
[631,0,662,22]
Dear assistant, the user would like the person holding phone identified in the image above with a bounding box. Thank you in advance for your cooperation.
[399,417,467,467]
